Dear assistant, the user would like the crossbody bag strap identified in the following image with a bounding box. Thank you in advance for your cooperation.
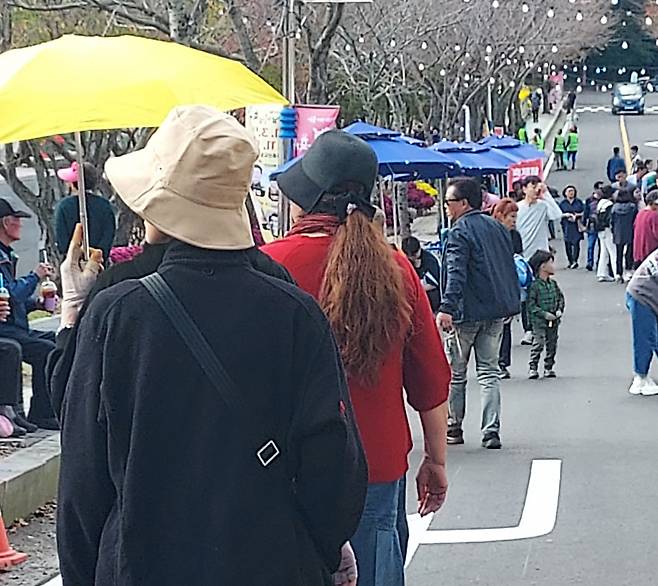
[140,273,281,468]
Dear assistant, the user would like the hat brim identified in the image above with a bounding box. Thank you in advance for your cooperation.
[11,210,31,219]
[57,167,78,183]
[105,150,254,251]
[276,158,324,213]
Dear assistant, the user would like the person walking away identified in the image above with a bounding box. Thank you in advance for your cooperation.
[57,107,368,586]
[263,130,450,586]
[532,128,544,151]
[631,146,643,173]
[583,183,603,271]
[437,178,520,449]
[531,90,541,123]
[527,251,565,379]
[612,188,638,282]
[633,190,658,266]
[559,185,585,269]
[0,199,58,430]
[55,162,116,261]
[607,147,627,183]
[596,186,617,282]
[401,236,441,314]
[492,198,532,379]
[553,129,566,170]
[626,248,658,395]
[565,91,577,115]
[565,126,579,170]
[516,176,563,344]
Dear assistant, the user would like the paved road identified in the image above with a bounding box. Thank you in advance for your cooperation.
[405,90,658,585]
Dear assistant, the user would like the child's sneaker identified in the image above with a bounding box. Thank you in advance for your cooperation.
[545,369,557,378]
[529,368,539,380]
[521,331,534,345]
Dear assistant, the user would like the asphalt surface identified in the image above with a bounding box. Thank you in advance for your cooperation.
[405,90,658,585]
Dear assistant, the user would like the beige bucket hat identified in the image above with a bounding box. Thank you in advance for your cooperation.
[105,105,259,250]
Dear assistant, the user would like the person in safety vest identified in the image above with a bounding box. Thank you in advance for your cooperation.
[532,128,545,151]
[517,126,528,143]
[553,129,566,171]
[566,126,579,170]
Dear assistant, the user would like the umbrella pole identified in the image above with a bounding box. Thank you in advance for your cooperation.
[392,183,400,247]
[379,179,388,234]
[74,131,90,259]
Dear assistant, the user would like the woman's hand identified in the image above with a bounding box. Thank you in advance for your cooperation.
[416,457,448,516]
[0,299,10,322]
[333,542,358,585]
[60,224,103,328]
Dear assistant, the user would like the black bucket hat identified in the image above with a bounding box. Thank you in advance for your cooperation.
[0,199,31,220]
[277,130,378,213]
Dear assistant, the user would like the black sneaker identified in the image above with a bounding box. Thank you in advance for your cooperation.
[482,433,502,449]
[447,428,464,445]
[545,369,557,378]
[586,265,593,272]
[529,369,539,380]
[500,366,511,379]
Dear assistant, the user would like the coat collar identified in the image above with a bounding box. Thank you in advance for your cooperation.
[159,241,255,271]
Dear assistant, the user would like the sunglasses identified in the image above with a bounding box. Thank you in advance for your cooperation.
[444,198,463,204]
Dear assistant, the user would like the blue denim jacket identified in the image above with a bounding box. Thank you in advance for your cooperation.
[0,242,39,330]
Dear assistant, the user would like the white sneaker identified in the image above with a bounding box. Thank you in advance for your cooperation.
[598,275,615,282]
[628,375,658,396]
[521,331,534,346]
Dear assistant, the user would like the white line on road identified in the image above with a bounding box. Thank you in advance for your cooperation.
[43,577,61,586]
[405,459,562,567]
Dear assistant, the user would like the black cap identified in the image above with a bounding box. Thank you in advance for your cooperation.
[277,130,378,213]
[0,199,31,220]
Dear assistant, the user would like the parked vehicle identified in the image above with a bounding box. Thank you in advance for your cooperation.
[612,82,645,115]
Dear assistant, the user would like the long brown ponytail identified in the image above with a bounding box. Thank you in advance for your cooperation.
[318,206,412,387]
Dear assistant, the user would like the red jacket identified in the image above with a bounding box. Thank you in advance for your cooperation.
[634,208,658,263]
[263,234,451,483]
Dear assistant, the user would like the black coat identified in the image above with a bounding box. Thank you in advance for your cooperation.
[611,202,638,245]
[440,210,520,322]
[56,242,367,585]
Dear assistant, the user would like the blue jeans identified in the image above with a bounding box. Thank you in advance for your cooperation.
[351,476,408,586]
[586,231,599,269]
[626,292,658,376]
[445,319,504,436]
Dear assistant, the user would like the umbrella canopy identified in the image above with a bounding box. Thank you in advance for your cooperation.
[431,142,509,175]
[0,34,287,143]
[479,135,543,161]
[343,121,401,138]
[271,133,460,180]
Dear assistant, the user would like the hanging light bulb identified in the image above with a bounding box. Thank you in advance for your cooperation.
[489,76,496,84]
[522,3,529,12]
[358,36,365,43]
[421,41,428,50]
[596,66,601,73]
[591,80,596,86]
[519,45,525,54]
[454,44,461,52]
[486,45,493,54]
[611,0,619,5]
[577,85,583,93]
[576,11,583,21]
[418,63,426,71]
[577,77,582,83]
[509,81,516,87]
[551,45,559,53]
[569,0,576,3]
[646,16,653,26]
[601,15,608,24]
[573,66,578,72]
[621,40,629,49]
[547,7,555,17]
[583,65,588,71]
[440,69,447,76]
[464,73,471,80]
[392,56,398,64]
[492,0,500,7]
[390,39,396,48]
[345,43,351,51]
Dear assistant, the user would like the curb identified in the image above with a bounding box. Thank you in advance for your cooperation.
[0,434,60,523]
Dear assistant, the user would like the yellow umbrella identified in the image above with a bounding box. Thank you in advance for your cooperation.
[0,34,287,255]
[0,34,287,143]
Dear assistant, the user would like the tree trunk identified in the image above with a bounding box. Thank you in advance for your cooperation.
[0,0,11,52]
[306,3,344,103]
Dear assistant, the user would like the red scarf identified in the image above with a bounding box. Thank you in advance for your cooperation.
[286,214,342,238]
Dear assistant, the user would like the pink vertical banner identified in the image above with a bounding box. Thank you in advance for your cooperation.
[294,105,340,157]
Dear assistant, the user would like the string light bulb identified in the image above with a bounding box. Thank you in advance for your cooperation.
[519,45,525,54]
[492,0,500,7]
[522,3,529,12]
[547,7,555,17]
[646,16,653,26]
[600,15,608,24]
[621,40,629,49]
[551,45,559,53]
[421,41,428,50]
[576,11,583,21]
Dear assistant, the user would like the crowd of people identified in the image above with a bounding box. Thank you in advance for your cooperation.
[0,101,656,585]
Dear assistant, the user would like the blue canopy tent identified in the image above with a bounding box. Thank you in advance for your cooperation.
[432,140,509,175]
[342,121,401,139]
[479,135,544,161]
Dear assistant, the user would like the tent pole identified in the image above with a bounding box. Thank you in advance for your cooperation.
[74,131,90,259]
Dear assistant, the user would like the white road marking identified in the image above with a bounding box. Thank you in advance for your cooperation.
[576,105,658,114]
[405,459,562,567]
[644,140,658,148]
[43,577,61,586]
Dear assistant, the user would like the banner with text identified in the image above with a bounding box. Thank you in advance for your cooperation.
[507,158,544,187]
[294,105,340,157]
[245,105,282,168]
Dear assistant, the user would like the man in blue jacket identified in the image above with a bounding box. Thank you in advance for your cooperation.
[0,199,59,430]
[437,178,520,449]
[606,147,626,183]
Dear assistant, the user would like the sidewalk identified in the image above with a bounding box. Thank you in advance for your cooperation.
[519,104,565,162]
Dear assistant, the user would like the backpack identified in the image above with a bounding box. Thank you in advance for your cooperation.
[595,202,612,232]
[514,254,534,290]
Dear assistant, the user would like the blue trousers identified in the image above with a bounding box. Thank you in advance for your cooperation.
[351,476,408,586]
[626,292,658,376]
[586,231,599,269]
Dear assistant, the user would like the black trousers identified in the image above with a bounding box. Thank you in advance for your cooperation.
[499,322,512,368]
[0,326,56,419]
[0,337,22,405]
[565,240,581,265]
[615,242,634,276]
